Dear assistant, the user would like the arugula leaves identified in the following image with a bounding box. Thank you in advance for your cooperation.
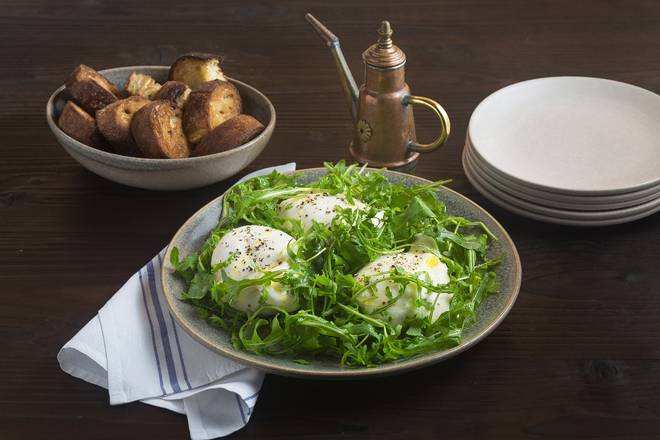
[171,161,500,367]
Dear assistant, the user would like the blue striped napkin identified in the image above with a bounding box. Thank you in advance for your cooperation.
[58,163,296,439]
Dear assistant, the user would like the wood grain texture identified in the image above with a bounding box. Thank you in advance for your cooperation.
[1,0,660,438]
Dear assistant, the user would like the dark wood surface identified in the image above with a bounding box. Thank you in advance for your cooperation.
[2,0,660,438]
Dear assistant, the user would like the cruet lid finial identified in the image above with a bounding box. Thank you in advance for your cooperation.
[363,20,406,68]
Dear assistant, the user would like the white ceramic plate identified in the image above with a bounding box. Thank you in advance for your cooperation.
[463,150,660,220]
[464,142,660,210]
[465,136,660,205]
[468,77,660,195]
[462,150,660,226]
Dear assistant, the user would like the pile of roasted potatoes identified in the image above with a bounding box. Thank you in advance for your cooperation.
[57,53,265,158]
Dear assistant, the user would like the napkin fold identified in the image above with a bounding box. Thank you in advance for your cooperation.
[58,163,296,439]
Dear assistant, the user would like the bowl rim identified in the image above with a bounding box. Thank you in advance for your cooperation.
[46,65,276,164]
[161,167,523,378]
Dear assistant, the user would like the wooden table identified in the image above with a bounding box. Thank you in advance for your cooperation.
[2,0,660,438]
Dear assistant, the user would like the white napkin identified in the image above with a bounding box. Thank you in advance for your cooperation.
[58,163,297,440]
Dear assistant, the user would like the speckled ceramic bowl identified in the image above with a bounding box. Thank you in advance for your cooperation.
[46,66,275,190]
[161,168,522,378]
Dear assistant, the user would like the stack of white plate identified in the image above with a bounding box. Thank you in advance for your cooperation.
[462,76,660,226]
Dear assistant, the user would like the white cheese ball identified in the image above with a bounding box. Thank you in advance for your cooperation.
[355,251,452,326]
[279,192,369,231]
[211,225,298,314]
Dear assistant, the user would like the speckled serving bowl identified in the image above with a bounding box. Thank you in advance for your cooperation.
[46,66,275,190]
[161,168,522,378]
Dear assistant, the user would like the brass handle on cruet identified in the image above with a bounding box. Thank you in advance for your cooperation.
[404,95,451,153]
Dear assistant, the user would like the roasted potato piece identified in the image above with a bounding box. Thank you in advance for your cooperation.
[153,81,191,108]
[125,72,162,99]
[65,64,121,113]
[169,53,226,89]
[58,101,106,149]
[182,80,241,144]
[96,96,150,156]
[131,101,190,159]
[193,114,265,157]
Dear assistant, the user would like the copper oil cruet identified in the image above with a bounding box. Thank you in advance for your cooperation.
[306,13,451,171]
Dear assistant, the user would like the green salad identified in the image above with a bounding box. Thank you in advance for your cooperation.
[172,161,499,366]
